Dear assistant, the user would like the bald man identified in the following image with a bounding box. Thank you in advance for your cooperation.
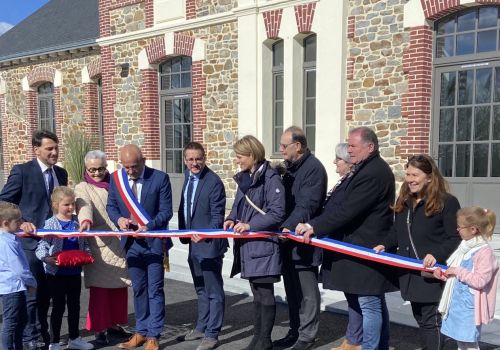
[107,144,173,350]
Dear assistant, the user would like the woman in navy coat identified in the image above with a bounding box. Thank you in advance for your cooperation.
[224,135,285,350]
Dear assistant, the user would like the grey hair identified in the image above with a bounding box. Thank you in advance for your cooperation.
[335,143,350,163]
[84,150,107,165]
[349,126,379,151]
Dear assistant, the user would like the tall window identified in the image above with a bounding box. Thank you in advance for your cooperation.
[37,82,55,132]
[159,56,192,173]
[272,40,284,154]
[97,78,104,150]
[303,34,316,151]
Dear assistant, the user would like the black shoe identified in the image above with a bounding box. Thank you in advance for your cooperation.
[288,340,315,350]
[23,340,38,350]
[273,331,298,347]
[95,332,109,345]
[107,326,132,338]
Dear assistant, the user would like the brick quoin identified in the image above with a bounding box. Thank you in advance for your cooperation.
[53,88,65,159]
[345,98,353,121]
[192,61,206,144]
[347,16,355,39]
[83,83,101,149]
[146,37,167,64]
[27,67,55,86]
[420,0,463,21]
[346,57,355,80]
[88,58,102,79]
[294,3,316,33]
[186,0,196,20]
[477,0,500,3]
[139,69,160,160]
[174,33,195,57]
[100,46,118,159]
[0,94,7,177]
[263,9,283,39]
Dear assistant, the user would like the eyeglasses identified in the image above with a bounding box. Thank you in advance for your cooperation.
[279,142,297,150]
[87,167,107,173]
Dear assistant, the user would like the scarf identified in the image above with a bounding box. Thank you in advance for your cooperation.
[83,171,110,191]
[438,236,488,319]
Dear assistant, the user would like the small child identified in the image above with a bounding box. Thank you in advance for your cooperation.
[434,206,499,350]
[35,186,94,350]
[0,201,37,350]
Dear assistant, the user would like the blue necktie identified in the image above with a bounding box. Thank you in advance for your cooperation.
[46,169,54,196]
[186,176,195,229]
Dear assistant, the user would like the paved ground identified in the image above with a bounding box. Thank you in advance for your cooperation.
[3,278,498,350]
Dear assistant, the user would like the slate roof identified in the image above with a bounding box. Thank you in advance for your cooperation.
[0,0,99,62]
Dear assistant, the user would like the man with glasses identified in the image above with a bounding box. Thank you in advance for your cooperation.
[0,129,68,350]
[274,126,327,350]
[176,142,227,350]
[107,144,173,350]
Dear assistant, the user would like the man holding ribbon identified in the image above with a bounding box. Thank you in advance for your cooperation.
[0,129,68,350]
[106,144,173,350]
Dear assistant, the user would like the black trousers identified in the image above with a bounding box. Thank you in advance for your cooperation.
[282,266,320,342]
[47,274,82,343]
[411,301,443,350]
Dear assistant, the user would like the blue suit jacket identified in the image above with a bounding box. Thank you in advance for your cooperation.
[0,159,68,250]
[178,166,228,259]
[106,166,173,255]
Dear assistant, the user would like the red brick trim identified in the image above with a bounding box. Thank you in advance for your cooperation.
[139,68,160,160]
[186,0,196,20]
[477,0,500,3]
[345,98,353,121]
[400,26,433,157]
[192,61,206,143]
[347,16,355,39]
[174,33,195,57]
[294,3,316,33]
[146,37,167,64]
[100,46,118,158]
[25,91,37,158]
[263,9,283,39]
[53,88,64,158]
[83,83,101,149]
[346,57,355,80]
[0,94,7,179]
[420,0,463,21]
[87,58,102,80]
[27,67,55,87]
[144,0,154,27]
[99,0,153,37]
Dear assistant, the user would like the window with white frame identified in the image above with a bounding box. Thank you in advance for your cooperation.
[303,34,316,152]
[272,40,284,154]
[37,82,55,132]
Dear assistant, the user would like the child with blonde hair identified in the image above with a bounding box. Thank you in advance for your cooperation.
[434,206,499,350]
[36,187,93,350]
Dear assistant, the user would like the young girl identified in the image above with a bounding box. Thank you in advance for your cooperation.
[434,207,499,350]
[36,186,94,350]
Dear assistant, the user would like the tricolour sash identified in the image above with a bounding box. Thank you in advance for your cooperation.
[113,168,152,226]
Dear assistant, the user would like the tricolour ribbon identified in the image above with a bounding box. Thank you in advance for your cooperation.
[113,168,151,226]
[19,229,446,272]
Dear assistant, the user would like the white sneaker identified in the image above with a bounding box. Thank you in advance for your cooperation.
[49,344,61,350]
[67,337,94,350]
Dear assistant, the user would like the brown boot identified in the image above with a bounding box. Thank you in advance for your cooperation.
[144,337,159,350]
[118,333,147,349]
[331,340,361,350]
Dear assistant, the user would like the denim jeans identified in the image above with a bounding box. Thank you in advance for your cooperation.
[1,291,27,350]
[358,294,390,350]
[344,293,363,346]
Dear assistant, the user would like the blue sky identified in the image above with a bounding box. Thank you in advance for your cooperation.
[0,0,49,35]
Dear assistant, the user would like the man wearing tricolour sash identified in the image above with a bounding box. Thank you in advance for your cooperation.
[106,144,173,350]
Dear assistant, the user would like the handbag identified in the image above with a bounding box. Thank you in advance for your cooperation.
[54,250,94,267]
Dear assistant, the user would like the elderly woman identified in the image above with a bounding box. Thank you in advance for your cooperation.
[75,150,130,345]
[223,135,285,350]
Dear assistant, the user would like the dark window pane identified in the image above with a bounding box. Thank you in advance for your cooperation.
[440,72,456,106]
[171,58,181,73]
[173,99,182,123]
[304,35,316,62]
[181,72,191,88]
[478,7,498,29]
[437,17,455,35]
[455,144,471,177]
[492,143,500,176]
[38,82,54,94]
[306,99,316,124]
[164,100,173,123]
[439,108,455,141]
[474,106,491,141]
[174,150,183,173]
[273,41,284,67]
[166,150,174,173]
[181,56,192,71]
[457,107,472,141]
[475,68,493,104]
[274,127,283,153]
[306,70,316,97]
[171,73,180,89]
[436,36,455,57]
[458,70,473,105]
[160,62,171,74]
[174,125,182,148]
[473,143,489,177]
[183,125,191,146]
[439,144,454,177]
[477,30,497,52]
[457,11,476,32]
[275,74,283,100]
[306,126,315,152]
[275,101,283,126]
[493,106,500,140]
[183,99,192,123]
[165,126,173,148]
[494,67,500,102]
[456,33,475,55]
[160,75,170,90]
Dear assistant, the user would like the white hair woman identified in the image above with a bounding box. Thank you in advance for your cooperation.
[75,150,131,344]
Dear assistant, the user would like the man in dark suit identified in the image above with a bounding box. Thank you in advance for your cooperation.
[0,129,68,349]
[177,142,227,350]
[107,144,173,350]
[297,127,396,350]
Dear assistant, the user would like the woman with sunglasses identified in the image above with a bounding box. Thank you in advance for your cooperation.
[374,154,461,350]
[75,150,131,345]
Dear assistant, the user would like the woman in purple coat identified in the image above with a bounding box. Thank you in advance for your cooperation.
[224,135,286,350]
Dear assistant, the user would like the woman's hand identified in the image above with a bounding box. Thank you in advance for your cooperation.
[44,256,58,266]
[422,254,437,268]
[223,220,235,230]
[433,267,447,281]
[444,267,457,277]
[233,222,250,233]
[79,220,92,232]
[295,223,314,244]
[20,222,37,235]
[373,245,385,253]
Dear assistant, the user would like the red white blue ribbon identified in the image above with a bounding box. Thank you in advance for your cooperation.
[112,168,151,226]
[21,229,446,272]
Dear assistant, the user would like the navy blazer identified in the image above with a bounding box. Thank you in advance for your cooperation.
[0,159,68,250]
[178,166,227,259]
[107,166,173,255]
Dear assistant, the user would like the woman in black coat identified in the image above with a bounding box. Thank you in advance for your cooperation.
[374,154,461,350]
